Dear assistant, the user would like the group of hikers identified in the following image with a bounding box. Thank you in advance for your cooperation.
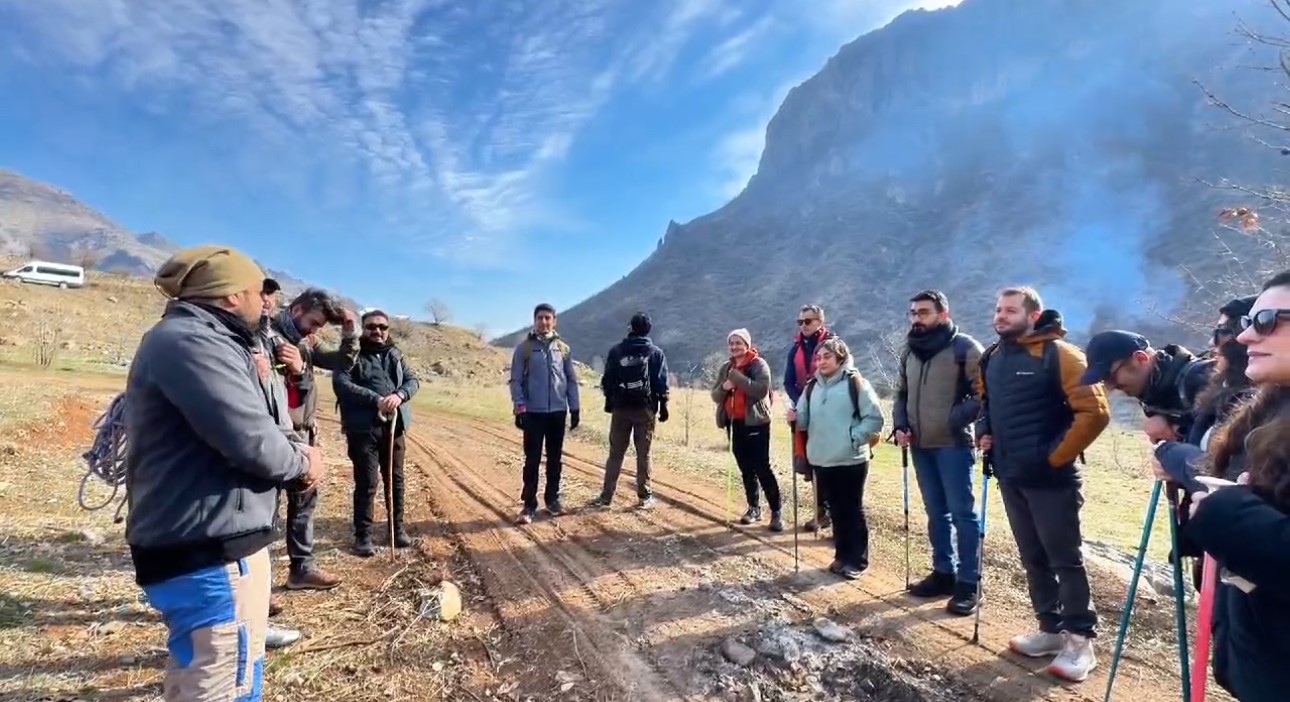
[116,242,1287,702]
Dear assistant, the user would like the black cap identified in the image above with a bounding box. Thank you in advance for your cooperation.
[630,312,651,335]
[1219,294,1257,321]
[262,278,281,294]
[1080,331,1150,385]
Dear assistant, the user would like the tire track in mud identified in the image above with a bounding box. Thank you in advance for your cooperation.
[431,414,1186,702]
[402,429,691,702]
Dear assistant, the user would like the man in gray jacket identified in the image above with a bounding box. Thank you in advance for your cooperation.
[126,245,324,701]
[509,303,581,525]
[264,287,358,591]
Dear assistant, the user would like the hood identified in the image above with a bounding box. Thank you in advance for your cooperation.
[815,357,856,385]
[620,335,654,353]
[1019,309,1068,346]
[163,299,258,346]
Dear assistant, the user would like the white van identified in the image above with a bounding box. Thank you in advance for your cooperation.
[1,260,86,289]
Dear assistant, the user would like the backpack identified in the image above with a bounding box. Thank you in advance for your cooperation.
[612,345,653,405]
[521,335,570,382]
[899,334,976,401]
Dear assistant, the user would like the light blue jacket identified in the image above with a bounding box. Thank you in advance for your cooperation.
[509,332,581,414]
[796,364,886,468]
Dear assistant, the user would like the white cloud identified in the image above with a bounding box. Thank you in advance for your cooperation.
[697,15,777,80]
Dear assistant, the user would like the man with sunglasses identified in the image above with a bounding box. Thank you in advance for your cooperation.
[784,304,834,532]
[333,309,420,557]
[1080,329,1214,442]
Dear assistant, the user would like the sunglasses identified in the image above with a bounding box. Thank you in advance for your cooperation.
[1212,325,1237,345]
[1237,309,1290,336]
[797,318,820,326]
[365,323,389,332]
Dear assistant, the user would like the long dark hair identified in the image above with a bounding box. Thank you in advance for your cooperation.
[1193,341,1251,416]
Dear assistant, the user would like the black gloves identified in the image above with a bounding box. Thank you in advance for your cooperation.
[604,398,613,414]
[658,399,669,423]
[514,413,525,431]
[570,410,581,430]
[981,452,994,479]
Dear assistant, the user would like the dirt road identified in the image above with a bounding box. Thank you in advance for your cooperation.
[397,413,1191,702]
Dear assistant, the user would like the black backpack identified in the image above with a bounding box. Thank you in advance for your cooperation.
[613,346,653,406]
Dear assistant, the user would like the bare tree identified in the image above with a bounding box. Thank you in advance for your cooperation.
[32,318,62,369]
[473,323,490,342]
[388,317,416,340]
[425,298,452,325]
[863,326,907,398]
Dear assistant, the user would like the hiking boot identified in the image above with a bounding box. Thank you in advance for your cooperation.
[637,495,656,510]
[907,571,956,598]
[268,597,283,618]
[1047,634,1096,682]
[354,534,376,558]
[393,529,414,549]
[285,568,341,591]
[1008,631,1066,658]
[588,495,612,509]
[739,506,762,525]
[266,625,302,650]
[768,511,785,532]
[516,508,536,525]
[803,515,832,532]
[946,581,979,616]
[546,500,567,517]
[836,563,865,580]
[827,559,845,575]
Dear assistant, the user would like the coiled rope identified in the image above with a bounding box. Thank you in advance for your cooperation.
[79,392,129,524]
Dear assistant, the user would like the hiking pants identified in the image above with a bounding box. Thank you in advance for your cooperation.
[817,463,870,570]
[522,411,567,510]
[911,446,980,585]
[731,420,781,512]
[998,481,1097,637]
[346,425,407,538]
[283,425,318,577]
[601,406,656,501]
[141,548,271,702]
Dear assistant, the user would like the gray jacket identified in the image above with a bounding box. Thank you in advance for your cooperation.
[509,333,581,414]
[125,302,309,557]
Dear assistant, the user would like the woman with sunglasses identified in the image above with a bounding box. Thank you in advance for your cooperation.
[1179,271,1290,702]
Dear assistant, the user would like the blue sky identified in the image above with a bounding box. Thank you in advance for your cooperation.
[0,0,960,336]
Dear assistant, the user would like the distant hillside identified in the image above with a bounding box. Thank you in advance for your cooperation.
[500,0,1281,373]
[0,257,510,380]
[0,169,322,302]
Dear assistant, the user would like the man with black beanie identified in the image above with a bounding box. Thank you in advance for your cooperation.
[591,312,670,510]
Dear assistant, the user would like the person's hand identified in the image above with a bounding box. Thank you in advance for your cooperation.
[1150,455,1170,482]
[300,445,325,486]
[977,434,993,452]
[1144,415,1179,443]
[275,342,304,375]
[894,429,911,448]
[786,407,797,423]
[658,401,669,423]
[604,398,613,414]
[1238,471,1250,485]
[569,410,580,430]
[1189,489,1209,519]
[378,394,403,414]
[722,379,735,391]
[341,309,358,335]
[252,350,270,381]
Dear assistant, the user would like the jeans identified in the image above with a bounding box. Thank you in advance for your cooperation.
[522,411,567,510]
[601,407,656,500]
[910,447,980,584]
[817,463,870,569]
[998,481,1097,637]
[732,421,781,511]
[141,548,271,702]
[346,426,407,538]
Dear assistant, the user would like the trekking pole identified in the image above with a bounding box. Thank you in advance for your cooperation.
[1166,487,1192,702]
[972,452,991,645]
[810,472,821,541]
[725,424,734,525]
[901,444,911,590]
[790,420,799,573]
[1191,554,1219,702]
[386,412,399,563]
[1103,479,1162,702]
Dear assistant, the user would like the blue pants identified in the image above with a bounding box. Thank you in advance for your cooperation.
[911,447,980,585]
[141,548,270,702]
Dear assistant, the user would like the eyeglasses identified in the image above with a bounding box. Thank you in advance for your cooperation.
[1237,309,1290,336]
[365,323,389,332]
[908,309,935,318]
[797,318,819,326]
[1212,326,1237,346]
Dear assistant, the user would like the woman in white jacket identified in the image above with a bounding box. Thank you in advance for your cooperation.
[790,337,885,579]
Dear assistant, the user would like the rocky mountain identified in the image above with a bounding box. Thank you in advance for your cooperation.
[505,0,1283,380]
[0,169,317,299]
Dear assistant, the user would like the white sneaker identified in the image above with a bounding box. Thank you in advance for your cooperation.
[266,625,302,649]
[1008,631,1066,658]
[1047,633,1096,682]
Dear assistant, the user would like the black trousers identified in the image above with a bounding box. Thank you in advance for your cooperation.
[522,411,567,510]
[346,425,406,539]
[816,463,870,570]
[731,421,781,512]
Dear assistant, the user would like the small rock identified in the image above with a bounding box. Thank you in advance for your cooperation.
[106,296,119,303]
[721,638,757,667]
[812,617,852,643]
[431,660,444,672]
[119,654,137,666]
[559,682,574,693]
[95,620,126,636]
[79,529,104,546]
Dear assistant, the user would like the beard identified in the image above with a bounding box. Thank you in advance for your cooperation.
[995,319,1030,340]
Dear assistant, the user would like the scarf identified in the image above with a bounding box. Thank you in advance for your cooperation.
[906,320,958,362]
[724,349,761,421]
[276,308,305,344]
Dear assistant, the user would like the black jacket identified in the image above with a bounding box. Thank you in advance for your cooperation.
[333,341,420,434]
[1185,484,1290,702]
[1140,346,1213,439]
[600,335,669,411]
